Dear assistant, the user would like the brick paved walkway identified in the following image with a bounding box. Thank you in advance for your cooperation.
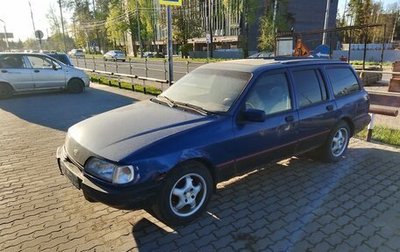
[1,85,400,251]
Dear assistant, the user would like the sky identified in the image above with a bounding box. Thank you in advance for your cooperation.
[0,0,399,42]
[0,0,71,42]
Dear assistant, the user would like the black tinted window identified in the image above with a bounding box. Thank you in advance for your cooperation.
[292,69,327,108]
[326,67,360,97]
[245,72,291,115]
[49,54,71,65]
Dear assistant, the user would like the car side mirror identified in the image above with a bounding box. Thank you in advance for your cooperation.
[52,64,60,70]
[243,109,266,122]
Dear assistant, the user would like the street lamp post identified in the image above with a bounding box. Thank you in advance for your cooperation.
[0,18,9,50]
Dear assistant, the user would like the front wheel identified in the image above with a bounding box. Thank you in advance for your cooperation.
[67,79,84,93]
[321,121,350,162]
[0,83,13,99]
[152,161,213,226]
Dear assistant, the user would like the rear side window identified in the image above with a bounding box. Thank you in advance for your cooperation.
[0,55,25,69]
[326,67,360,97]
[292,69,327,108]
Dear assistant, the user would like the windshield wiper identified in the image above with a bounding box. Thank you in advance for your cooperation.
[154,96,215,116]
[174,101,212,116]
[155,95,176,108]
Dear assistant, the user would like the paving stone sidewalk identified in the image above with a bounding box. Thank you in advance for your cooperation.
[1,85,400,251]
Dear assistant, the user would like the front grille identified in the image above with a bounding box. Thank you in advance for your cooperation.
[65,134,93,168]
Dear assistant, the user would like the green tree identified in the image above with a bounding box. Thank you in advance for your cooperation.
[258,0,290,52]
[63,0,100,52]
[173,1,202,58]
[223,0,261,58]
[347,0,373,43]
[45,33,75,51]
[106,0,128,49]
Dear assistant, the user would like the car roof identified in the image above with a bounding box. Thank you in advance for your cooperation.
[200,58,348,73]
[47,52,68,56]
[0,52,54,57]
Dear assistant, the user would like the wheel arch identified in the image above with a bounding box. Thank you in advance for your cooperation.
[0,81,15,91]
[169,158,217,192]
[339,116,354,137]
[67,77,84,86]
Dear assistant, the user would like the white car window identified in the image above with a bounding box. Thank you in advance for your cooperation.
[26,56,54,69]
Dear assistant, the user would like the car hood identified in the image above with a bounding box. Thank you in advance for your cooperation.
[66,100,213,163]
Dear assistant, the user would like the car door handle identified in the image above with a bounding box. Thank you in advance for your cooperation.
[285,115,294,122]
[34,70,40,73]
[1,70,7,73]
[326,105,334,111]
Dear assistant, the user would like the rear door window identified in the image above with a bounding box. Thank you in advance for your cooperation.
[0,55,26,69]
[291,69,328,108]
[326,67,360,97]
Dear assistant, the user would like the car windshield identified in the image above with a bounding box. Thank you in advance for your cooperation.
[160,68,251,113]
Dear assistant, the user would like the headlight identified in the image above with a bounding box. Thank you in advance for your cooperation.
[85,157,136,184]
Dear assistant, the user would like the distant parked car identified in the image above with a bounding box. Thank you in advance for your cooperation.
[56,58,370,226]
[68,49,85,58]
[154,52,165,58]
[142,51,153,58]
[103,50,126,62]
[0,53,90,98]
[46,52,74,66]
[248,51,274,58]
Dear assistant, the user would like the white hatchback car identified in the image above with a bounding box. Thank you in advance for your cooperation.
[68,49,85,58]
[0,53,90,98]
[103,50,126,62]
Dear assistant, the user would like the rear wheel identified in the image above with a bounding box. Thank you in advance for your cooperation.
[67,79,84,93]
[321,121,350,162]
[152,161,213,226]
[0,83,13,99]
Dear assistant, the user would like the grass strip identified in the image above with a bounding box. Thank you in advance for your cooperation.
[90,75,162,96]
[355,126,400,147]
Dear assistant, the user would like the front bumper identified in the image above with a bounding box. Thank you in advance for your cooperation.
[56,146,160,209]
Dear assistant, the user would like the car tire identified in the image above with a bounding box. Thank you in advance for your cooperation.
[67,79,84,93]
[0,83,13,99]
[152,161,213,226]
[321,121,350,162]
[122,60,126,62]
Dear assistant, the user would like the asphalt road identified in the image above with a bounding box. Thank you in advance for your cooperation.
[72,57,204,81]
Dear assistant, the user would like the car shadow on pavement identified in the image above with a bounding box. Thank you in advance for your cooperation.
[131,145,400,251]
[0,88,136,132]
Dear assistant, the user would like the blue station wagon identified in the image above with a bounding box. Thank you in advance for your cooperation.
[57,59,370,225]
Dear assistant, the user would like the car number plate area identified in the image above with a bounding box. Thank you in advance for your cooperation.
[60,161,81,189]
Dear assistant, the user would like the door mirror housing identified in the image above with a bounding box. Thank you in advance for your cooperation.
[52,63,61,70]
[243,109,266,122]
